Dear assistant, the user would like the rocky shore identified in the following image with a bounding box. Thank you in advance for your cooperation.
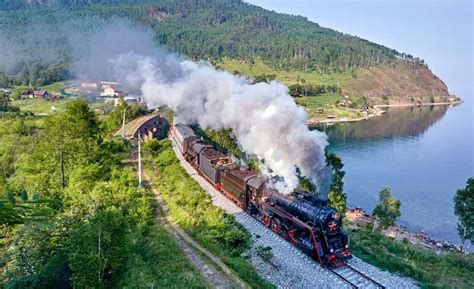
[346,208,461,254]
[307,98,463,126]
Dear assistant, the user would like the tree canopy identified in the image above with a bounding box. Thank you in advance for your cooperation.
[372,186,401,228]
[454,178,474,250]
[0,0,425,88]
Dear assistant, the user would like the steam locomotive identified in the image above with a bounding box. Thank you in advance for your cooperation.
[172,123,352,268]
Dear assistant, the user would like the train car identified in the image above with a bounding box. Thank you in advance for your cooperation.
[173,124,196,154]
[171,123,351,268]
[198,148,234,187]
[184,138,212,169]
[220,168,260,207]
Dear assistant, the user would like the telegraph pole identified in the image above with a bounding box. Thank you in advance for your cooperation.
[121,107,126,138]
[138,135,142,189]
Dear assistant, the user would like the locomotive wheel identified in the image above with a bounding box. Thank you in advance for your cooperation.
[271,218,281,234]
[263,215,271,227]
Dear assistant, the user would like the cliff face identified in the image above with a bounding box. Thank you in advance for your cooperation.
[344,63,450,104]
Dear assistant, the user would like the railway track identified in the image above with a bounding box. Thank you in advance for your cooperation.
[330,264,385,289]
[170,139,417,288]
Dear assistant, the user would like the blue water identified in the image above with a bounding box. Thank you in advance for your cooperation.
[322,90,474,244]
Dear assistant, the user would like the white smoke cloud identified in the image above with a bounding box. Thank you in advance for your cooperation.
[111,51,330,193]
[15,19,331,194]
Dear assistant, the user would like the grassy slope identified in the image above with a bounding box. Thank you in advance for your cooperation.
[348,225,474,289]
[145,139,274,289]
[219,59,450,104]
[219,59,369,120]
[11,98,73,115]
[294,94,365,121]
[219,58,353,87]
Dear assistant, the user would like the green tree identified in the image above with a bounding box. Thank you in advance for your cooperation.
[326,153,347,216]
[372,187,401,228]
[9,99,102,196]
[10,86,30,100]
[0,191,58,226]
[68,208,130,288]
[454,178,474,251]
[0,91,9,111]
[106,100,147,133]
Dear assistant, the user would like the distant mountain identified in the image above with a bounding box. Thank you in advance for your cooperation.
[0,0,450,102]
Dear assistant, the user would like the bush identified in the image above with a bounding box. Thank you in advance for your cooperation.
[144,138,161,152]
[372,187,401,228]
[256,246,274,263]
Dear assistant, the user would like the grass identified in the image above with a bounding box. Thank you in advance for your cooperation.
[348,225,474,289]
[294,93,365,121]
[144,139,274,289]
[218,58,353,87]
[11,98,73,115]
[218,59,369,120]
[39,81,69,93]
[118,224,209,288]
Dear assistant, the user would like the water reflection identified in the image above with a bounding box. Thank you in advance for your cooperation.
[320,105,452,144]
[313,99,473,244]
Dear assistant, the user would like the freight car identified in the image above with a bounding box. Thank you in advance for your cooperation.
[171,123,351,268]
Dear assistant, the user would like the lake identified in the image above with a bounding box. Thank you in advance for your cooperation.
[321,91,474,244]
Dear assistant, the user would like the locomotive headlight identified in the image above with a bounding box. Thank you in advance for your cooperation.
[332,212,340,221]
[330,248,334,253]
[345,245,349,249]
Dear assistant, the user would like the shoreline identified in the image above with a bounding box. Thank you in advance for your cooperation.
[307,99,464,126]
[346,208,465,255]
[374,99,464,108]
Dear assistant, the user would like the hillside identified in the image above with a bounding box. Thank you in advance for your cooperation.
[0,0,450,103]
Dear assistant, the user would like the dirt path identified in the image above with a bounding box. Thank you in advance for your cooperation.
[130,143,250,289]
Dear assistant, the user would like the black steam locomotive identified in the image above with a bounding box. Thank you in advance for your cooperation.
[172,123,352,267]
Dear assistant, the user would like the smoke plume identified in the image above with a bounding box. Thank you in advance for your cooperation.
[1,17,330,194]
[104,25,330,194]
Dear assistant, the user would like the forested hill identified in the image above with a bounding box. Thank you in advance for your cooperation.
[0,0,449,100]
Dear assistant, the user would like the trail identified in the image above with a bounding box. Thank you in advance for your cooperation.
[130,142,250,289]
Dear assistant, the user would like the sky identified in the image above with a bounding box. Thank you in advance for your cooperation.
[246,0,473,97]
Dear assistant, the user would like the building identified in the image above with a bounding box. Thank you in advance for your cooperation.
[100,85,125,97]
[81,82,99,89]
[113,95,142,107]
[21,90,51,99]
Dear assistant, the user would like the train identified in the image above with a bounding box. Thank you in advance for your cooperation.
[171,123,352,268]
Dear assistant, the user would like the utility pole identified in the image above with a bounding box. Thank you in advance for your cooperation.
[138,135,142,189]
[121,107,126,139]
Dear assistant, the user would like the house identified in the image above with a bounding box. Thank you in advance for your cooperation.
[100,85,125,97]
[21,90,51,99]
[290,91,301,97]
[81,82,99,89]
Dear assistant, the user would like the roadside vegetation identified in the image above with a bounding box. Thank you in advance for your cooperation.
[0,100,208,288]
[144,139,274,289]
[348,181,473,288]
[349,225,474,289]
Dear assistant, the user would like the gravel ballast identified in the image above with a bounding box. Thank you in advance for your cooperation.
[171,141,418,288]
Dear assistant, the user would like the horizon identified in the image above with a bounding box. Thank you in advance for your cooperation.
[247,0,474,97]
